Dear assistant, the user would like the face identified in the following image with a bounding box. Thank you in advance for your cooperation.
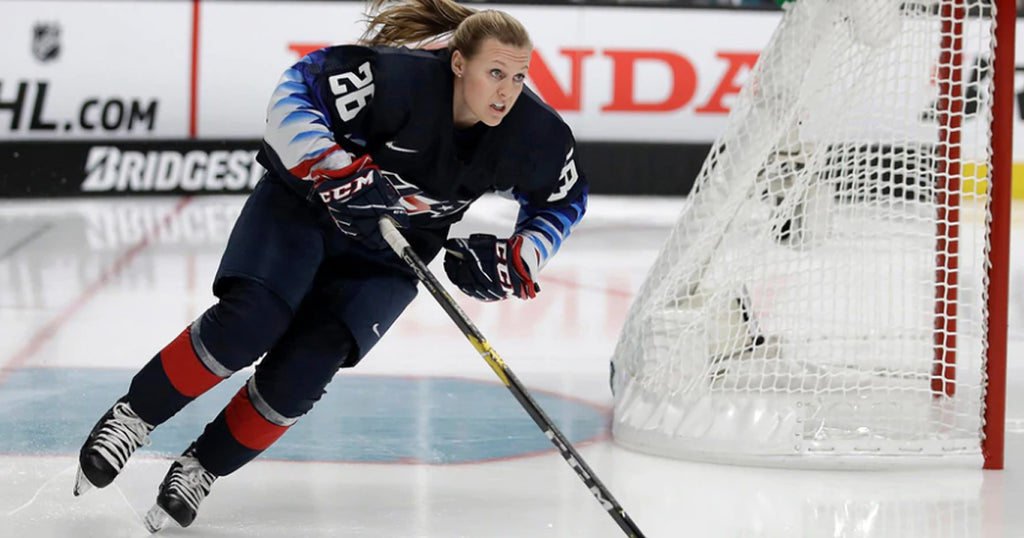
[451,38,531,128]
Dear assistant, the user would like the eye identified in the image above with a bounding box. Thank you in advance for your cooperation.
[490,69,503,79]
[513,73,526,83]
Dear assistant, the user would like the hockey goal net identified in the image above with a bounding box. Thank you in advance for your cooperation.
[611,0,1013,469]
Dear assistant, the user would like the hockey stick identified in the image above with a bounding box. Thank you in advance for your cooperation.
[379,217,646,538]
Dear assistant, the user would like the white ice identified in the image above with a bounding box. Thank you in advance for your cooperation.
[0,193,1021,538]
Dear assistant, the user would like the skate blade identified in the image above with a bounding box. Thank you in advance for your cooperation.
[73,467,94,497]
[143,504,172,534]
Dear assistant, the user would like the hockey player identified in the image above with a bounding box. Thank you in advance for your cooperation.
[73,0,587,532]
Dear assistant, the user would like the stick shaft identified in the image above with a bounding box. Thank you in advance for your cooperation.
[380,218,645,538]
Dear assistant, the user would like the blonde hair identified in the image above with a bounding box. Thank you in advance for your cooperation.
[361,0,531,58]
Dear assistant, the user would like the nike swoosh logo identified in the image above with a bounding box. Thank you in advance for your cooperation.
[385,141,418,154]
[372,323,381,338]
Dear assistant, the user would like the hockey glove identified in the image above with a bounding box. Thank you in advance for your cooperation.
[313,155,409,250]
[443,234,538,301]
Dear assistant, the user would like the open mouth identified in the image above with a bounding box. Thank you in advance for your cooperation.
[491,103,506,112]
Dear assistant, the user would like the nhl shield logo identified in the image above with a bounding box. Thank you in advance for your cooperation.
[32,22,61,62]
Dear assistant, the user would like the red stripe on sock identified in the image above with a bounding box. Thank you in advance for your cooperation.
[160,326,223,397]
[224,385,290,451]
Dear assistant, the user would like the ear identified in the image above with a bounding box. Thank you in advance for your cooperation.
[451,50,465,78]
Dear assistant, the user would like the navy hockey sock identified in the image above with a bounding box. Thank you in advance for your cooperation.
[127,279,292,426]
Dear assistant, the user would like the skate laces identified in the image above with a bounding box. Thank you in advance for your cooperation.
[167,452,216,511]
[93,401,154,471]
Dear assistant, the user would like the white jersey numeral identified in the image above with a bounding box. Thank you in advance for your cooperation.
[547,147,578,202]
[328,62,374,122]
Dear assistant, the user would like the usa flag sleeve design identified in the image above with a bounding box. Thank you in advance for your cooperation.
[513,188,588,275]
[262,48,361,183]
[511,136,588,274]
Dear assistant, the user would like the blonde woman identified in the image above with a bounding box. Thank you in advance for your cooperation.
[74,0,587,532]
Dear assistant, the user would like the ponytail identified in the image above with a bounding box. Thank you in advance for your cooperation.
[361,0,531,58]
[361,0,475,48]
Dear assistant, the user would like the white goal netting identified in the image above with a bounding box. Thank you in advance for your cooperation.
[611,0,1006,468]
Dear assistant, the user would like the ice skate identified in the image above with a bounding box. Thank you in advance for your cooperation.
[74,397,154,496]
[144,444,217,533]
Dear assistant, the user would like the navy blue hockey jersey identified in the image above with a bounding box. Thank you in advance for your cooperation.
[256,45,587,274]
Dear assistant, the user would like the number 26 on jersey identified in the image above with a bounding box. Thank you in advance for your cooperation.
[328,61,375,122]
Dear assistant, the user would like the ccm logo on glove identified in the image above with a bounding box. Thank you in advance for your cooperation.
[317,171,376,203]
[312,154,408,250]
[443,234,538,301]
[494,242,511,290]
